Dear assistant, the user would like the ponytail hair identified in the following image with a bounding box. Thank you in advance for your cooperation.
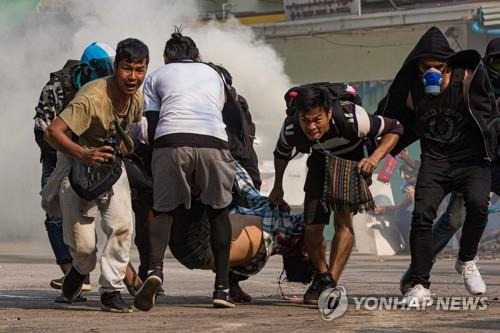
[163,26,200,62]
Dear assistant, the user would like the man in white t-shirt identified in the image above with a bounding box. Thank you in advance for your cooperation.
[134,31,236,311]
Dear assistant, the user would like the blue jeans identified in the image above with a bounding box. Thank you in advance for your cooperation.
[42,156,72,266]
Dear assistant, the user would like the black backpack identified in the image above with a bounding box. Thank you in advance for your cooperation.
[207,64,255,161]
[168,61,256,162]
[50,60,80,110]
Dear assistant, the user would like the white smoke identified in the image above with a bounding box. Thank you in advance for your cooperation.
[0,0,291,240]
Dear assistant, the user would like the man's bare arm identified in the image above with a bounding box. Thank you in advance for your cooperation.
[358,133,400,175]
[269,157,289,205]
[44,117,115,166]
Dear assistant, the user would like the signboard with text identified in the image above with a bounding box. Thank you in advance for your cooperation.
[284,0,360,21]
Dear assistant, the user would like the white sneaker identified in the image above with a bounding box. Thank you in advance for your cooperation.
[402,284,431,307]
[455,257,486,295]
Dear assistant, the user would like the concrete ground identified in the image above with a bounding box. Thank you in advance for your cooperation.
[0,241,499,332]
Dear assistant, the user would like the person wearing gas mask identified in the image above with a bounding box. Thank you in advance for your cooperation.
[399,37,500,297]
[485,38,500,199]
[376,27,500,306]
[34,42,116,300]
[485,37,500,104]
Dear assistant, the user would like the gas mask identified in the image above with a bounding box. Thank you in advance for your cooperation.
[422,68,443,95]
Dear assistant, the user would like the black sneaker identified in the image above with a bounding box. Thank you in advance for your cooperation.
[213,289,235,308]
[303,272,336,305]
[229,283,252,303]
[134,271,163,311]
[101,291,133,313]
[62,267,86,303]
[54,293,87,303]
[229,272,251,303]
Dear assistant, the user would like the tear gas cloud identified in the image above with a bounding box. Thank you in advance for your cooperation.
[0,0,292,240]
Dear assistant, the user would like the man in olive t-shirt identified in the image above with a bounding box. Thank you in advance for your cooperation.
[44,38,149,313]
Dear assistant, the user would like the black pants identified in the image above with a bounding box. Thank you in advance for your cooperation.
[125,158,154,281]
[149,203,232,290]
[409,158,491,289]
[132,191,152,281]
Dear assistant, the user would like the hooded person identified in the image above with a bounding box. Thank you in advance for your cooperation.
[376,27,500,306]
[484,37,500,196]
[377,26,498,158]
[484,37,500,100]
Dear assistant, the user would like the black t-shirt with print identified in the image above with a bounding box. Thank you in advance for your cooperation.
[413,68,485,162]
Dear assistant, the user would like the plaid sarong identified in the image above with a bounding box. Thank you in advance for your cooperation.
[321,154,375,213]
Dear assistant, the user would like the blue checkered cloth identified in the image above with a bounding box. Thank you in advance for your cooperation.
[230,163,305,276]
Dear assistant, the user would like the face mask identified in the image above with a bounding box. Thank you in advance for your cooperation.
[491,61,500,72]
[422,68,443,95]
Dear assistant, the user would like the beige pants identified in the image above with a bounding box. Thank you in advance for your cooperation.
[59,165,133,293]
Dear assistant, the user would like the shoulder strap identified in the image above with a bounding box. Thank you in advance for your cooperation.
[51,66,78,109]
[166,61,247,140]
[167,60,231,90]
[332,101,358,140]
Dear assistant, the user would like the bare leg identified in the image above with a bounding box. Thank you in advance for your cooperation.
[304,224,328,273]
[329,210,354,282]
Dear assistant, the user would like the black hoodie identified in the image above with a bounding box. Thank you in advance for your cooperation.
[484,38,500,99]
[376,27,499,160]
[484,38,500,66]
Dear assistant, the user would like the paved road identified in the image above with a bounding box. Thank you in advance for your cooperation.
[0,241,499,332]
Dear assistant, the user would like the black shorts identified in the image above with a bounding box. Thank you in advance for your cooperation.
[303,147,364,225]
